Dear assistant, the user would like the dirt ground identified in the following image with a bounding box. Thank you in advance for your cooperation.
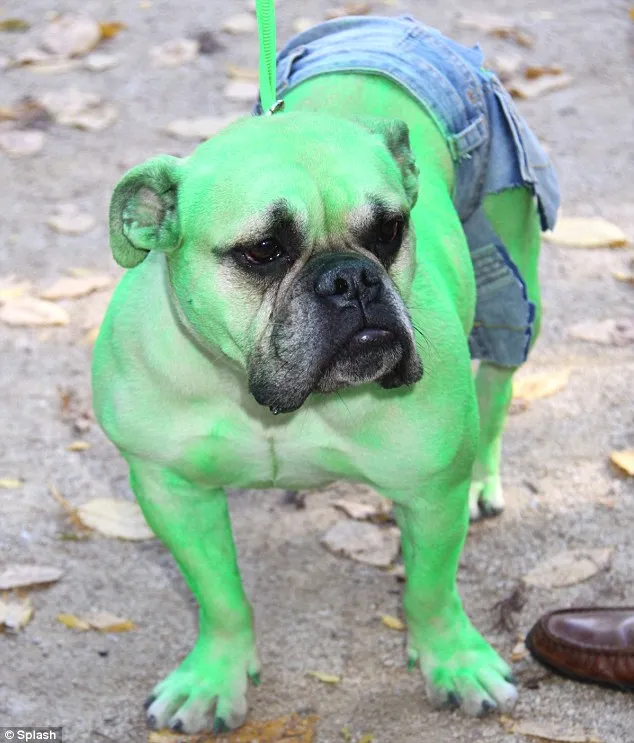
[1,1,633,742]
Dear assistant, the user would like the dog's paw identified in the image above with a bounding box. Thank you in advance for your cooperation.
[145,635,260,734]
[469,475,505,522]
[409,624,517,716]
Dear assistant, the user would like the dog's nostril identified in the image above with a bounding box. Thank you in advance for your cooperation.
[333,276,349,295]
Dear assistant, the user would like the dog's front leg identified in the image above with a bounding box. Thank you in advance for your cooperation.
[390,473,518,717]
[127,456,260,735]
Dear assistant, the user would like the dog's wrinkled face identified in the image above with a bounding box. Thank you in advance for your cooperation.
[109,112,423,413]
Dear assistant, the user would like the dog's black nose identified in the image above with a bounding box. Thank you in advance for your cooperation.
[314,257,382,308]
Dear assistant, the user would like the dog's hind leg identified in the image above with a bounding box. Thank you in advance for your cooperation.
[469,187,543,521]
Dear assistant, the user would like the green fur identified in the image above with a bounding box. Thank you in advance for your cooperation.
[93,72,540,733]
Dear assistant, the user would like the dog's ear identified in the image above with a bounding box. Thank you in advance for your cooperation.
[354,117,419,208]
[109,155,183,268]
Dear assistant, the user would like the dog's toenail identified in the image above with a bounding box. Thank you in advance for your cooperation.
[170,719,184,732]
[505,673,517,685]
[143,695,156,710]
[407,657,417,672]
[213,717,230,734]
[147,714,158,729]
[250,671,261,686]
[480,700,496,715]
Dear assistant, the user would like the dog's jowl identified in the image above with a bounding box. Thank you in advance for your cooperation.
[93,15,558,735]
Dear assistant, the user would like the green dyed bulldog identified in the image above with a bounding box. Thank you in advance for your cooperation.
[93,72,542,733]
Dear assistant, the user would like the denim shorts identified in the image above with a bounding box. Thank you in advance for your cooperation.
[254,15,561,367]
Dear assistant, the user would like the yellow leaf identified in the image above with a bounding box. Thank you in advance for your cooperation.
[612,271,634,284]
[0,296,70,327]
[0,277,32,304]
[306,670,342,685]
[610,450,634,476]
[99,21,126,39]
[381,614,405,631]
[66,440,91,451]
[148,713,319,742]
[0,478,22,489]
[544,217,628,248]
[0,18,30,32]
[77,497,154,540]
[81,611,135,632]
[57,613,91,630]
[358,736,375,743]
[0,596,33,631]
[512,369,570,402]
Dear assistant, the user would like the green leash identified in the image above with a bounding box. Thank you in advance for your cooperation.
[255,0,284,115]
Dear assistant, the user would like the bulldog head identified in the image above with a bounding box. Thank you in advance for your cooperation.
[109,112,423,414]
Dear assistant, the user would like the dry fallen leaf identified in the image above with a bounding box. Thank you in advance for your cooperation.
[148,714,319,743]
[512,368,570,402]
[381,614,405,631]
[45,205,97,236]
[306,670,341,685]
[0,18,30,32]
[84,52,119,72]
[41,274,111,300]
[544,217,628,248]
[456,11,534,46]
[222,13,258,34]
[511,640,528,662]
[567,318,634,346]
[0,296,70,327]
[57,612,91,630]
[523,548,613,588]
[0,596,34,632]
[226,63,259,81]
[612,270,634,284]
[511,720,601,742]
[14,52,82,75]
[77,498,154,540]
[610,450,634,476]
[37,88,118,131]
[0,564,63,591]
[332,499,379,521]
[0,276,32,303]
[164,115,236,140]
[66,440,91,452]
[325,3,372,19]
[0,478,22,489]
[98,21,126,40]
[39,13,102,57]
[321,521,400,568]
[150,38,199,67]
[486,52,523,82]
[524,64,565,79]
[292,17,318,34]
[223,79,259,102]
[507,73,572,100]
[0,129,45,157]
[0,97,52,128]
[57,611,134,632]
[358,736,374,743]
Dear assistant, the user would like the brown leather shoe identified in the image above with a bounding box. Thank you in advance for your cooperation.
[526,607,634,691]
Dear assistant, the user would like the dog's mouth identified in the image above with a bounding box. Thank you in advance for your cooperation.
[315,326,404,393]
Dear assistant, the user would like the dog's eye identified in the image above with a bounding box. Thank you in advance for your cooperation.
[377,217,404,245]
[244,239,284,265]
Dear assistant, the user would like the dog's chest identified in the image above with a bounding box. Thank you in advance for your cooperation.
[171,397,430,493]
